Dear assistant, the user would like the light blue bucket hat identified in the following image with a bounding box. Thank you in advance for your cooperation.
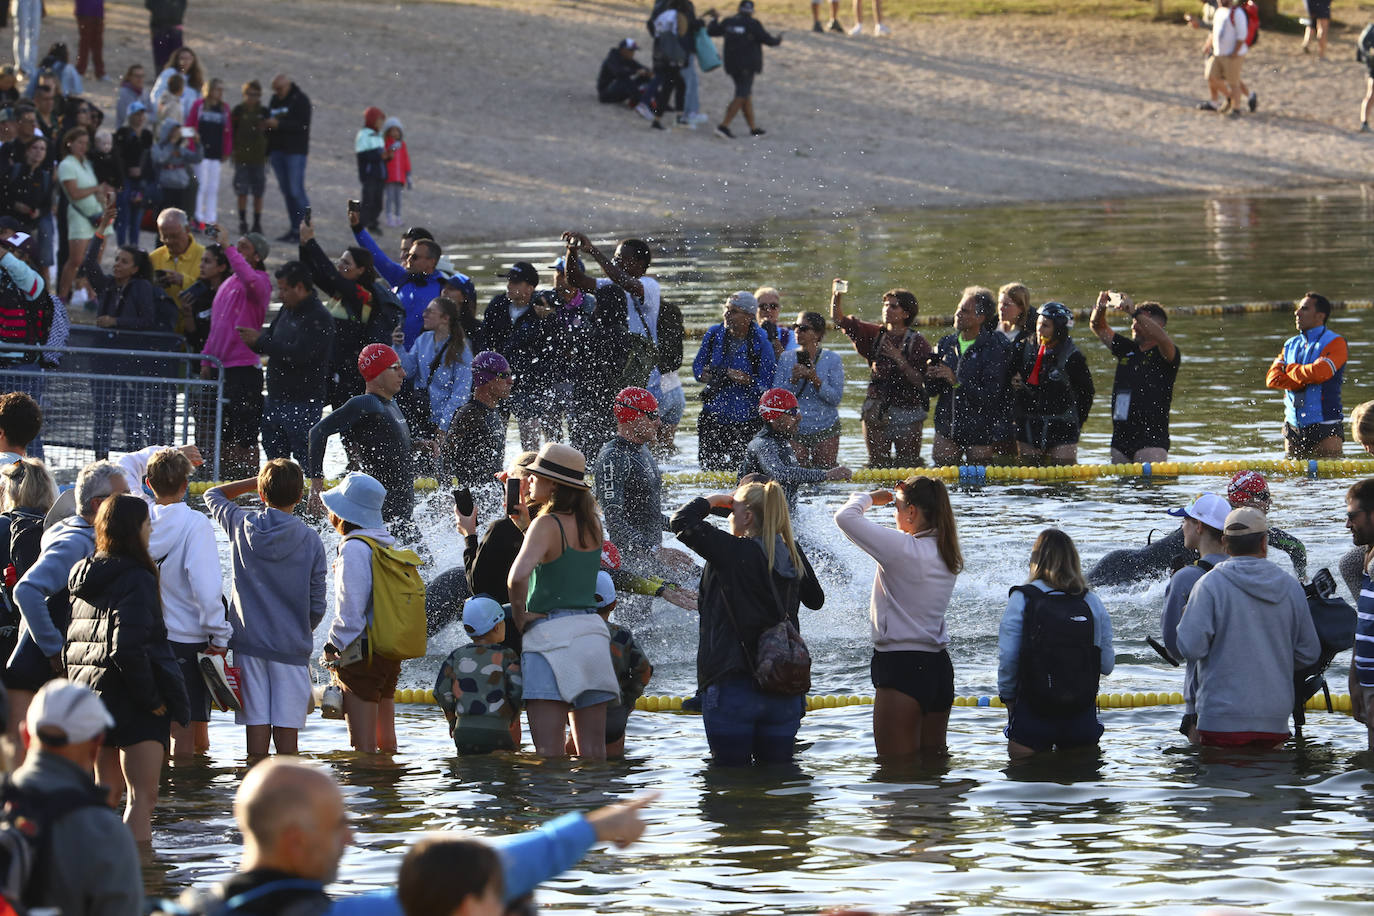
[321,473,387,529]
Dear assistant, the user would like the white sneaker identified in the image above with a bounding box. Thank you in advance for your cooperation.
[634,102,653,121]
[848,22,863,35]
[688,112,710,124]
[875,22,891,35]
[675,115,697,129]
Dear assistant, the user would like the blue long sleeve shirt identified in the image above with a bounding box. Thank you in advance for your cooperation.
[12,517,96,659]
[692,323,775,423]
[398,332,473,431]
[325,813,596,916]
[997,579,1114,703]
[352,228,442,348]
[773,347,843,436]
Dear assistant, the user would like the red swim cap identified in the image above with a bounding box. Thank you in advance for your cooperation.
[613,387,658,425]
[758,387,799,419]
[358,343,399,383]
[1227,470,1271,508]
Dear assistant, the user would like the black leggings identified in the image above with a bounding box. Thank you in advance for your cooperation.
[653,63,684,117]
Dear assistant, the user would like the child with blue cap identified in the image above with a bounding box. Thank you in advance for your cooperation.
[434,594,523,754]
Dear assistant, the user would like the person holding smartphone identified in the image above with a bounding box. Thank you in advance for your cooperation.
[772,310,843,468]
[150,117,201,217]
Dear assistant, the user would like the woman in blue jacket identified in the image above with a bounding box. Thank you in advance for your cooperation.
[773,310,843,468]
[396,296,473,436]
[692,290,776,471]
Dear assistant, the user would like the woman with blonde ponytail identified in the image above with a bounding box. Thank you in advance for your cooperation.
[669,480,823,766]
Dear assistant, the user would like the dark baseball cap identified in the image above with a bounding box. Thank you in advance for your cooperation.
[497,261,538,286]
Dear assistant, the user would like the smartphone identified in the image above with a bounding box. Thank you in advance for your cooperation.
[504,478,521,516]
[453,487,473,517]
[303,206,312,225]
[347,199,361,214]
[797,351,811,367]
[833,279,849,294]
[180,126,195,139]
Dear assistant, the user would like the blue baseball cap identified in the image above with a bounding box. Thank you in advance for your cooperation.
[463,595,505,637]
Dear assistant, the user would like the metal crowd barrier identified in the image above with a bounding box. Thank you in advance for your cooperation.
[0,331,225,481]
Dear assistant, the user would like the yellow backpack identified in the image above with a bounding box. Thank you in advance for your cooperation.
[345,535,427,661]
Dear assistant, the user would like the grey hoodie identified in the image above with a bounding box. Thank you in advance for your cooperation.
[1176,555,1320,735]
[205,488,327,666]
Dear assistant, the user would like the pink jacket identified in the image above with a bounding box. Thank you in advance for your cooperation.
[201,243,269,369]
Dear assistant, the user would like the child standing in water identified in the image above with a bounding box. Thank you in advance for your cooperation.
[382,117,410,227]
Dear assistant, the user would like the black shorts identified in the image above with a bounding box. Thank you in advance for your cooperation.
[1307,0,1331,19]
[1110,425,1169,458]
[1004,702,1103,753]
[728,69,755,99]
[221,365,263,448]
[104,703,172,749]
[1018,417,1080,450]
[232,163,267,198]
[1284,420,1342,456]
[171,641,211,723]
[605,704,630,744]
[870,649,954,713]
[3,639,56,693]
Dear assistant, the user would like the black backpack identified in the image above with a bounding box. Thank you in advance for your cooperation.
[0,776,108,912]
[1292,568,1357,736]
[1012,585,1101,717]
[655,300,684,374]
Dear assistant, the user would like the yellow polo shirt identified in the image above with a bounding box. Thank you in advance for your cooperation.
[149,239,206,333]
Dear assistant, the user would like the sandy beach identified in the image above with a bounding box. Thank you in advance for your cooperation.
[44,0,1374,249]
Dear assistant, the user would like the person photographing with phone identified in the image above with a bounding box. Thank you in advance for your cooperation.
[1089,289,1179,465]
[772,310,844,468]
[150,120,202,222]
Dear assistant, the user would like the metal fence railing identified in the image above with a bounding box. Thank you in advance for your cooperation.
[0,332,224,480]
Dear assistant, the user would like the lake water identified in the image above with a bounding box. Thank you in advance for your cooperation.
[151,187,1374,913]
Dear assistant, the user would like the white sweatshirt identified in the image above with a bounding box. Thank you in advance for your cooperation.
[326,527,395,651]
[833,492,958,653]
[149,501,231,646]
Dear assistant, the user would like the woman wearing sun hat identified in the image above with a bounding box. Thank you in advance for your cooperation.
[320,472,407,754]
[506,442,618,760]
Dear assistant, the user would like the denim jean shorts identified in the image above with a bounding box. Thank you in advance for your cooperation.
[521,609,617,708]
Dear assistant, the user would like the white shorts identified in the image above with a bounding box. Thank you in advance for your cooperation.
[234,655,312,729]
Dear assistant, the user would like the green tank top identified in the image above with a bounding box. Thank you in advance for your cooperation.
[527,516,601,615]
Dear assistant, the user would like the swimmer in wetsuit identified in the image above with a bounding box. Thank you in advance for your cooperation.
[1087,470,1307,587]
[306,343,419,527]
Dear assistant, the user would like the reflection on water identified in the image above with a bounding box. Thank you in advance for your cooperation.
[179,187,1374,912]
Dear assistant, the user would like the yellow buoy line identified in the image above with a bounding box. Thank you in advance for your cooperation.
[386,689,1354,713]
[185,458,1374,497]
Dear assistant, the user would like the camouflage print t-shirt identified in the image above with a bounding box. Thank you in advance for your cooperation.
[608,623,652,709]
[434,644,522,748]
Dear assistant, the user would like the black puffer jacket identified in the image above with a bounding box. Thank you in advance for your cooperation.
[64,555,189,726]
[670,498,823,690]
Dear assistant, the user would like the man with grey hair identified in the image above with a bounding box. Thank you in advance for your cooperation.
[150,207,205,311]
[11,679,142,916]
[7,459,129,763]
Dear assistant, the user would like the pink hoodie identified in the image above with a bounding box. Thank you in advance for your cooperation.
[201,242,270,369]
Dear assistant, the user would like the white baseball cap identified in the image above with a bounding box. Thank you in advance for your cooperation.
[1167,493,1230,532]
[27,679,114,745]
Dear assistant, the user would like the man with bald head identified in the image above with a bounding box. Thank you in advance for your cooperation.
[194,758,348,915]
[263,74,311,244]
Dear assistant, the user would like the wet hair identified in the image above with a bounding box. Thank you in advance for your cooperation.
[998,283,1031,331]
[1027,528,1086,594]
[0,392,42,449]
[539,482,603,551]
[274,260,314,293]
[895,476,963,574]
[95,494,157,578]
[962,286,997,332]
[118,245,154,282]
[145,448,193,497]
[75,460,123,518]
[1223,530,1266,558]
[884,289,918,326]
[618,238,652,270]
[426,297,465,369]
[258,458,304,509]
[1348,477,1374,514]
[732,480,800,573]
[1351,401,1374,449]
[1135,301,1167,326]
[398,836,503,916]
[410,238,440,262]
[1304,292,1331,319]
[1,458,56,514]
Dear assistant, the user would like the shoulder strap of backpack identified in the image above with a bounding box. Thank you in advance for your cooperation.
[1195,558,1215,572]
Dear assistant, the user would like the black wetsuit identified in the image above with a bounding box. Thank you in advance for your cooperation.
[1087,524,1308,587]
[306,393,414,523]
